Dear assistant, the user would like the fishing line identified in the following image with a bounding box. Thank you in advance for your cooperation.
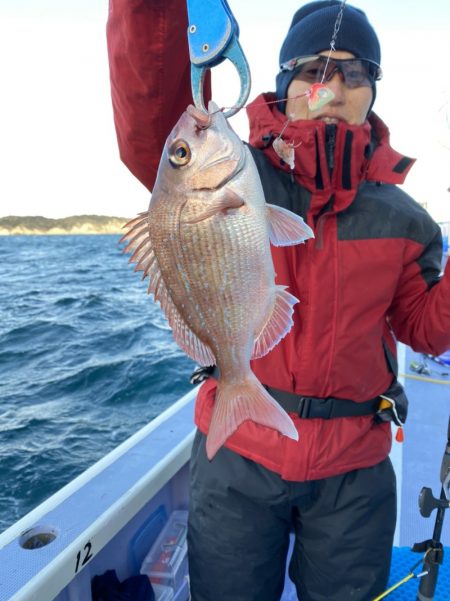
[321,0,348,81]
[270,0,347,167]
[209,1,349,172]
[208,91,310,116]
[212,1,348,117]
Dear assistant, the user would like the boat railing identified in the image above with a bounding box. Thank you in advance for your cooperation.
[0,387,198,601]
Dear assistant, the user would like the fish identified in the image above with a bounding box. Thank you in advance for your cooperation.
[121,101,314,460]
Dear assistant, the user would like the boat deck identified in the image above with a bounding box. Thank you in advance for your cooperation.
[396,346,449,548]
[0,344,448,600]
[282,344,450,599]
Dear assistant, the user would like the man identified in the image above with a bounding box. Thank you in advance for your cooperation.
[107,1,450,599]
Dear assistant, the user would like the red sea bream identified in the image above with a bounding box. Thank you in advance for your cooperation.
[121,102,313,459]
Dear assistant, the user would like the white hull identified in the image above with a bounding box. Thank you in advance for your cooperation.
[0,389,197,601]
[1,350,449,600]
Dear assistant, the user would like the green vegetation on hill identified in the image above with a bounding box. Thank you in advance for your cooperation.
[0,215,130,235]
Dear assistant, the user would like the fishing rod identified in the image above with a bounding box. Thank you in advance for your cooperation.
[374,417,450,600]
[412,414,450,600]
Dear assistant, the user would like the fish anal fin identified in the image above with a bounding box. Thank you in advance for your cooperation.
[266,204,314,247]
[152,275,216,367]
[171,309,216,367]
[149,273,215,365]
[252,286,299,360]
[206,374,299,460]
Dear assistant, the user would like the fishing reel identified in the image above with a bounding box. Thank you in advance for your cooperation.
[418,471,450,519]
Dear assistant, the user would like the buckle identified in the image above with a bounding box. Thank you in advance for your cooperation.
[377,395,404,427]
[297,396,311,418]
[377,395,406,443]
[297,396,333,419]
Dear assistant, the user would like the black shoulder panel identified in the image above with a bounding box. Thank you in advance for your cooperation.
[338,182,443,288]
[247,145,311,219]
[416,229,443,288]
[337,182,440,245]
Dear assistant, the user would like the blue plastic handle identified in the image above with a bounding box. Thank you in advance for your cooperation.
[187,0,251,117]
[187,0,238,66]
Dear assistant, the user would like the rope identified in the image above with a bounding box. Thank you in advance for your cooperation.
[400,372,450,386]
[371,556,428,600]
[371,572,416,600]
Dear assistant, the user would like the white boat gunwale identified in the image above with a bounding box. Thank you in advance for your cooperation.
[0,388,198,601]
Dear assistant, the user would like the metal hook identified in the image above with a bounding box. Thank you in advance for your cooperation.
[190,35,251,118]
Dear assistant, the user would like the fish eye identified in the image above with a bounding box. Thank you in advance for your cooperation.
[168,139,191,167]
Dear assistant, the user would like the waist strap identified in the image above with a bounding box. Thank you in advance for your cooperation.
[265,386,380,419]
[205,367,380,420]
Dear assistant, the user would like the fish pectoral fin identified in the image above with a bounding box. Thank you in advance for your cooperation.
[205,374,299,460]
[252,286,299,359]
[266,204,314,246]
[182,189,245,224]
[189,158,240,191]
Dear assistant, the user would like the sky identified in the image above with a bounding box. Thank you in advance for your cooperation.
[0,1,449,221]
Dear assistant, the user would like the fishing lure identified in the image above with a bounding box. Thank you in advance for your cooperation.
[307,82,335,111]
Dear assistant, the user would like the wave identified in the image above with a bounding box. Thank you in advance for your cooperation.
[0,235,196,533]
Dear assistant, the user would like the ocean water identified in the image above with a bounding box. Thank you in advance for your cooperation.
[0,235,195,533]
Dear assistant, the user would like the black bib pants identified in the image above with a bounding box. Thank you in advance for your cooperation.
[187,430,396,601]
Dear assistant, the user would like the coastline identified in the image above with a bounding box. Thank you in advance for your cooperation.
[0,215,129,236]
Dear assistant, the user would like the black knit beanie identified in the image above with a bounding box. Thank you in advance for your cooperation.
[275,1,381,112]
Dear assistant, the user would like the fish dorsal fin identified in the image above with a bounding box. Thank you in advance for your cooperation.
[252,285,298,359]
[121,213,216,367]
[266,204,314,247]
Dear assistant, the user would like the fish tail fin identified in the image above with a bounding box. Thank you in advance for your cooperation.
[206,374,299,460]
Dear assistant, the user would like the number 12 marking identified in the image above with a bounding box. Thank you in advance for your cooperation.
[75,542,94,573]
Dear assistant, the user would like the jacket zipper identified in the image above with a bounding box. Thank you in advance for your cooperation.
[325,124,337,178]
[312,125,337,249]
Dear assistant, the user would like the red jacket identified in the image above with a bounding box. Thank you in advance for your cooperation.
[107,0,450,480]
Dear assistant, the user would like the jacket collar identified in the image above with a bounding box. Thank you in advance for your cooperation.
[247,93,415,214]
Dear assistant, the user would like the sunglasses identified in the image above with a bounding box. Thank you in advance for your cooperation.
[280,55,382,89]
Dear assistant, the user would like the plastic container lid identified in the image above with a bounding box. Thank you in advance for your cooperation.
[140,510,188,591]
[152,583,174,601]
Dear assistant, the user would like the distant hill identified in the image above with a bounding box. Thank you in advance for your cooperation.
[0,215,130,236]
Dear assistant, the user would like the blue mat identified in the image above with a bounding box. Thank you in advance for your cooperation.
[281,546,449,599]
[386,546,449,600]
[281,345,450,600]
[398,349,450,549]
